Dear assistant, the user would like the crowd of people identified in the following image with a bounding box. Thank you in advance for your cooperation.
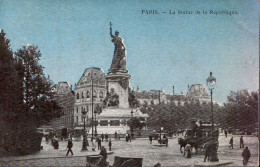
[44,130,253,166]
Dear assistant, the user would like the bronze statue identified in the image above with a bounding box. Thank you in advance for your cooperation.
[109,22,127,73]
[103,88,119,107]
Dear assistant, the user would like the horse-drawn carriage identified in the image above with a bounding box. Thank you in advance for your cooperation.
[178,119,219,156]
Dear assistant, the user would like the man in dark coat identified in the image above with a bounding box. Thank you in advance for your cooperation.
[97,137,102,150]
[108,139,112,151]
[101,133,104,142]
[204,142,211,162]
[240,136,244,148]
[99,146,108,166]
[242,147,251,165]
[105,133,108,142]
[66,139,73,156]
[229,137,233,149]
[149,135,153,144]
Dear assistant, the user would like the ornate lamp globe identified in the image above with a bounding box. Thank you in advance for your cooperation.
[207,72,216,90]
[82,109,87,117]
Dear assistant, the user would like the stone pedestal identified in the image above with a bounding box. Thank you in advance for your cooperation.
[105,72,131,109]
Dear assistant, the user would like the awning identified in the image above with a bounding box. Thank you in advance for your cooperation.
[74,127,84,130]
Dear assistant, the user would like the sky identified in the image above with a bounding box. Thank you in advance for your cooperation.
[0,0,258,104]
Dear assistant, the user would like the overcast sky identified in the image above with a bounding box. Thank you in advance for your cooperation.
[0,0,258,104]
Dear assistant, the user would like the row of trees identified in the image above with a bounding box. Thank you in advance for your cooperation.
[141,90,258,134]
[0,30,62,155]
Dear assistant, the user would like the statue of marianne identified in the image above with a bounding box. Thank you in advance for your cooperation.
[109,22,127,73]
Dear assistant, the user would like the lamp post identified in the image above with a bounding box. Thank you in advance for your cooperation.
[131,109,134,137]
[206,71,219,162]
[94,109,97,137]
[81,109,88,150]
[160,127,163,145]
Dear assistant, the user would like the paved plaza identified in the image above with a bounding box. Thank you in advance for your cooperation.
[0,134,258,167]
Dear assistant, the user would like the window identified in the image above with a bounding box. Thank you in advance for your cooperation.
[93,90,97,98]
[100,120,108,126]
[76,116,78,122]
[81,116,83,122]
[76,107,78,113]
[82,92,84,98]
[86,91,90,98]
[76,93,79,99]
[99,91,104,98]
[86,106,89,112]
[110,120,120,126]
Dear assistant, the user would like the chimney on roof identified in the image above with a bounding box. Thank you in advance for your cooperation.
[173,86,174,95]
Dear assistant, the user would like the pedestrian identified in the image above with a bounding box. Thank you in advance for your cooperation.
[115,131,118,139]
[204,142,211,162]
[105,133,108,142]
[240,136,244,148]
[109,139,112,151]
[163,135,168,147]
[99,146,108,166]
[184,144,192,158]
[101,133,104,142]
[92,138,96,151]
[126,133,129,142]
[229,137,233,149]
[149,134,153,144]
[242,146,251,165]
[66,139,73,156]
[129,133,132,142]
[224,130,227,138]
[165,136,168,147]
[97,137,102,150]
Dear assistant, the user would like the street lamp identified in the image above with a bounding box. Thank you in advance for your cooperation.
[81,108,88,150]
[131,110,134,137]
[94,109,97,137]
[206,71,219,162]
[160,127,164,145]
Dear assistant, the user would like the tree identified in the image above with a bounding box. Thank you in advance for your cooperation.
[222,90,258,132]
[15,45,63,128]
[0,29,23,118]
[127,117,145,131]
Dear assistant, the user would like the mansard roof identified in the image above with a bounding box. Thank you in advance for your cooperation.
[76,67,106,88]
[186,84,210,97]
[51,81,74,94]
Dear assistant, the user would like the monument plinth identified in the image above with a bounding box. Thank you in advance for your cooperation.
[105,72,131,109]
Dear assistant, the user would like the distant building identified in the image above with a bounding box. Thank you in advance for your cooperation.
[134,84,210,106]
[51,81,75,130]
[74,67,106,129]
[186,84,211,103]
[134,90,169,105]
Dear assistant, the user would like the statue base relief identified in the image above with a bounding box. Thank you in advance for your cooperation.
[105,71,131,109]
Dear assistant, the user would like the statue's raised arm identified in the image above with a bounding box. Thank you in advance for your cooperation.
[110,22,115,38]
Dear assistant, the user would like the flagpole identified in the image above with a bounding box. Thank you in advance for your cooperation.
[91,70,94,140]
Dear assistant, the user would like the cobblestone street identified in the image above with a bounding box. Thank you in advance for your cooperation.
[0,134,258,167]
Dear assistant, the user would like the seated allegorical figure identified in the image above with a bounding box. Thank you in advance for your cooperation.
[103,88,119,107]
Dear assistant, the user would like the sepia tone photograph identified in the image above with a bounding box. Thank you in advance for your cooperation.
[0,0,259,166]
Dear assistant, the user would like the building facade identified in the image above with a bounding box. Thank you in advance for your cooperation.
[73,67,106,128]
[51,82,75,130]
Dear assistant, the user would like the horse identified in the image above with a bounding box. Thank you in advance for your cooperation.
[178,137,199,154]
[178,138,187,153]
